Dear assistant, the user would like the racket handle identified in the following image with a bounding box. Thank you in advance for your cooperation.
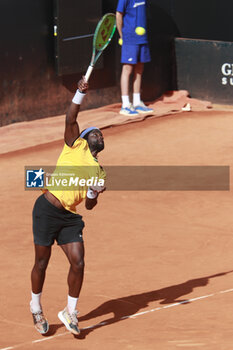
[85,65,94,82]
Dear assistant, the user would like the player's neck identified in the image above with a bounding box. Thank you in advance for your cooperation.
[91,150,98,160]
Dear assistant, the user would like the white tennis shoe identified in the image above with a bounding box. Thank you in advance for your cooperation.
[134,102,154,114]
[58,307,80,335]
[120,104,139,116]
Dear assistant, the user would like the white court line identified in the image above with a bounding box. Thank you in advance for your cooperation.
[0,332,69,350]
[0,288,232,350]
[220,288,233,293]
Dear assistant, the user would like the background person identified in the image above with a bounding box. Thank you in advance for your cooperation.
[116,0,154,116]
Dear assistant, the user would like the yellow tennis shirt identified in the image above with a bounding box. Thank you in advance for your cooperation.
[44,138,106,214]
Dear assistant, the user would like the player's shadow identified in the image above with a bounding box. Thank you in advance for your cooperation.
[74,270,232,339]
[42,323,64,336]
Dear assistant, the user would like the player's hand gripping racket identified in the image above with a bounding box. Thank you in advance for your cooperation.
[84,13,116,82]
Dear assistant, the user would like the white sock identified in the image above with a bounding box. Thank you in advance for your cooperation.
[133,93,141,107]
[30,291,42,312]
[121,95,130,108]
[67,295,79,314]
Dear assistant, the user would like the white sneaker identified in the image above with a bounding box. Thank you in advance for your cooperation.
[30,302,49,334]
[119,104,139,116]
[58,307,80,335]
[134,102,154,114]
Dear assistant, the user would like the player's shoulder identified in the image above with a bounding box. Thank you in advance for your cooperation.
[65,137,88,149]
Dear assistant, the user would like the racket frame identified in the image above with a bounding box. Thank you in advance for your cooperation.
[85,13,116,81]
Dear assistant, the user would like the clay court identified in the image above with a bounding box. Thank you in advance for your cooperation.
[1,99,233,349]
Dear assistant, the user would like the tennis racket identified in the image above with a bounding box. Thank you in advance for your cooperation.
[84,13,116,82]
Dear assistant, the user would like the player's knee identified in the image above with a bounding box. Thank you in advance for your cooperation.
[71,257,85,273]
[35,257,49,272]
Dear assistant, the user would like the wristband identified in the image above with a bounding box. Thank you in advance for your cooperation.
[87,188,98,199]
[72,90,86,105]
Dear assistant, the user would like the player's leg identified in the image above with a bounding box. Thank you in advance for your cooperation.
[60,241,85,299]
[31,244,51,296]
[58,241,84,335]
[30,193,59,334]
[30,244,51,334]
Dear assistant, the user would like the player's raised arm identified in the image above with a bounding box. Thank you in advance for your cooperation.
[64,77,88,147]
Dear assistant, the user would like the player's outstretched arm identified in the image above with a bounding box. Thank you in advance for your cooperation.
[85,186,106,210]
[64,77,88,147]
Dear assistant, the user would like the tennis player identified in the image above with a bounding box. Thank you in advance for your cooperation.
[30,77,106,335]
[116,0,153,116]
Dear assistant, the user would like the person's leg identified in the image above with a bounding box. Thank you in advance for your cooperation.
[119,64,139,115]
[121,63,133,107]
[31,194,55,300]
[133,62,144,95]
[119,44,140,115]
[58,241,84,335]
[133,62,144,107]
[31,244,51,296]
[30,244,51,334]
[60,241,85,300]
[133,45,154,113]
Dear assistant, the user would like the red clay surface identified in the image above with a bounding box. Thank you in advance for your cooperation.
[1,106,233,350]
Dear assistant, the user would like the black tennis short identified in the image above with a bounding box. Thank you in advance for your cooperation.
[32,194,85,246]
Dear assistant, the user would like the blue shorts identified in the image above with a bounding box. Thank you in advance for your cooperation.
[121,43,151,64]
